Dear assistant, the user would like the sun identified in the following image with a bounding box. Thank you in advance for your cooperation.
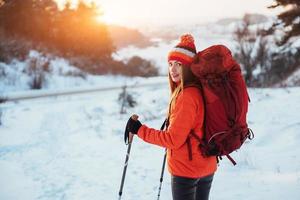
[54,0,126,26]
[95,14,110,24]
[95,13,121,25]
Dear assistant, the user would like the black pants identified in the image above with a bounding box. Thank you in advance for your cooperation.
[171,174,214,200]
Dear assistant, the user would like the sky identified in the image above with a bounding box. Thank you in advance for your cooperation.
[56,0,283,27]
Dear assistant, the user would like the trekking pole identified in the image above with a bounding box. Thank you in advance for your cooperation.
[118,114,139,200]
[157,119,168,200]
[157,149,167,200]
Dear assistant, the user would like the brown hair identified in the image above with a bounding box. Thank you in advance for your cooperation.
[167,64,200,116]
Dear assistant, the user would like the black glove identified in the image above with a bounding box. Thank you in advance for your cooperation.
[124,117,142,144]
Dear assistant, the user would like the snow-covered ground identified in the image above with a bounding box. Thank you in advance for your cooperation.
[0,76,300,200]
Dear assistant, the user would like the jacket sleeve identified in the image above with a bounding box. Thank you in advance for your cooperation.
[137,88,199,150]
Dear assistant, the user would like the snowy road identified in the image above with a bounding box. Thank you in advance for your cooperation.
[0,85,300,200]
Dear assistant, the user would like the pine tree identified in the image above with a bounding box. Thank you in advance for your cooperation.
[269,0,300,44]
[0,0,58,44]
[0,0,116,72]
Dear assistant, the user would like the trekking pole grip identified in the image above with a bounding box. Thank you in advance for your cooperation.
[128,114,139,143]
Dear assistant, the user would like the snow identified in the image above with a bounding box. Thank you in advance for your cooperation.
[1,78,300,200]
[291,37,300,49]
[279,68,300,87]
[0,51,166,93]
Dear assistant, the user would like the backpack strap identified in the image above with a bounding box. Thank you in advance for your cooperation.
[160,118,169,131]
[226,154,237,166]
[187,130,203,161]
[190,130,202,142]
[197,82,208,151]
[186,136,193,161]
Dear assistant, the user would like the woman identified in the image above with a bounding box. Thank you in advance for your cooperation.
[125,34,217,200]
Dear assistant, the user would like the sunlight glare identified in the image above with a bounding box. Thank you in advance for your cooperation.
[96,14,119,25]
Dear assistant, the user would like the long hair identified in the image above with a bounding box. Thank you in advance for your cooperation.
[167,65,200,116]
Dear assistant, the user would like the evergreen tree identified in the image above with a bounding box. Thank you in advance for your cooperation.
[269,0,300,44]
[0,0,115,70]
[0,0,57,43]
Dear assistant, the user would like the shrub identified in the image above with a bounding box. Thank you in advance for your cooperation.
[125,56,159,77]
[26,57,47,89]
[118,85,137,114]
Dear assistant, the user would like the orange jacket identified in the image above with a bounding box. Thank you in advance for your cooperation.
[137,87,217,178]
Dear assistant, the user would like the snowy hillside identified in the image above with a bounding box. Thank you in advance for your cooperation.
[0,51,164,93]
[113,15,281,75]
[113,22,236,75]
[113,17,300,87]
[0,76,299,200]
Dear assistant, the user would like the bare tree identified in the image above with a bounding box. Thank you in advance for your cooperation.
[233,14,269,86]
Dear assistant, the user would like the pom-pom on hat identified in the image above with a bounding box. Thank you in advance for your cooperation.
[168,34,197,66]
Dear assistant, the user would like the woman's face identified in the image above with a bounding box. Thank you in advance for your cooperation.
[168,60,182,83]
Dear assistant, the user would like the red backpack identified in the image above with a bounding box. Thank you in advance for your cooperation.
[189,45,254,165]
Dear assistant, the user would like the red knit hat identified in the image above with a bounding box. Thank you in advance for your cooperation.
[168,34,196,66]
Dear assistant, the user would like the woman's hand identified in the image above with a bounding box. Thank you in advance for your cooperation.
[124,114,142,144]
